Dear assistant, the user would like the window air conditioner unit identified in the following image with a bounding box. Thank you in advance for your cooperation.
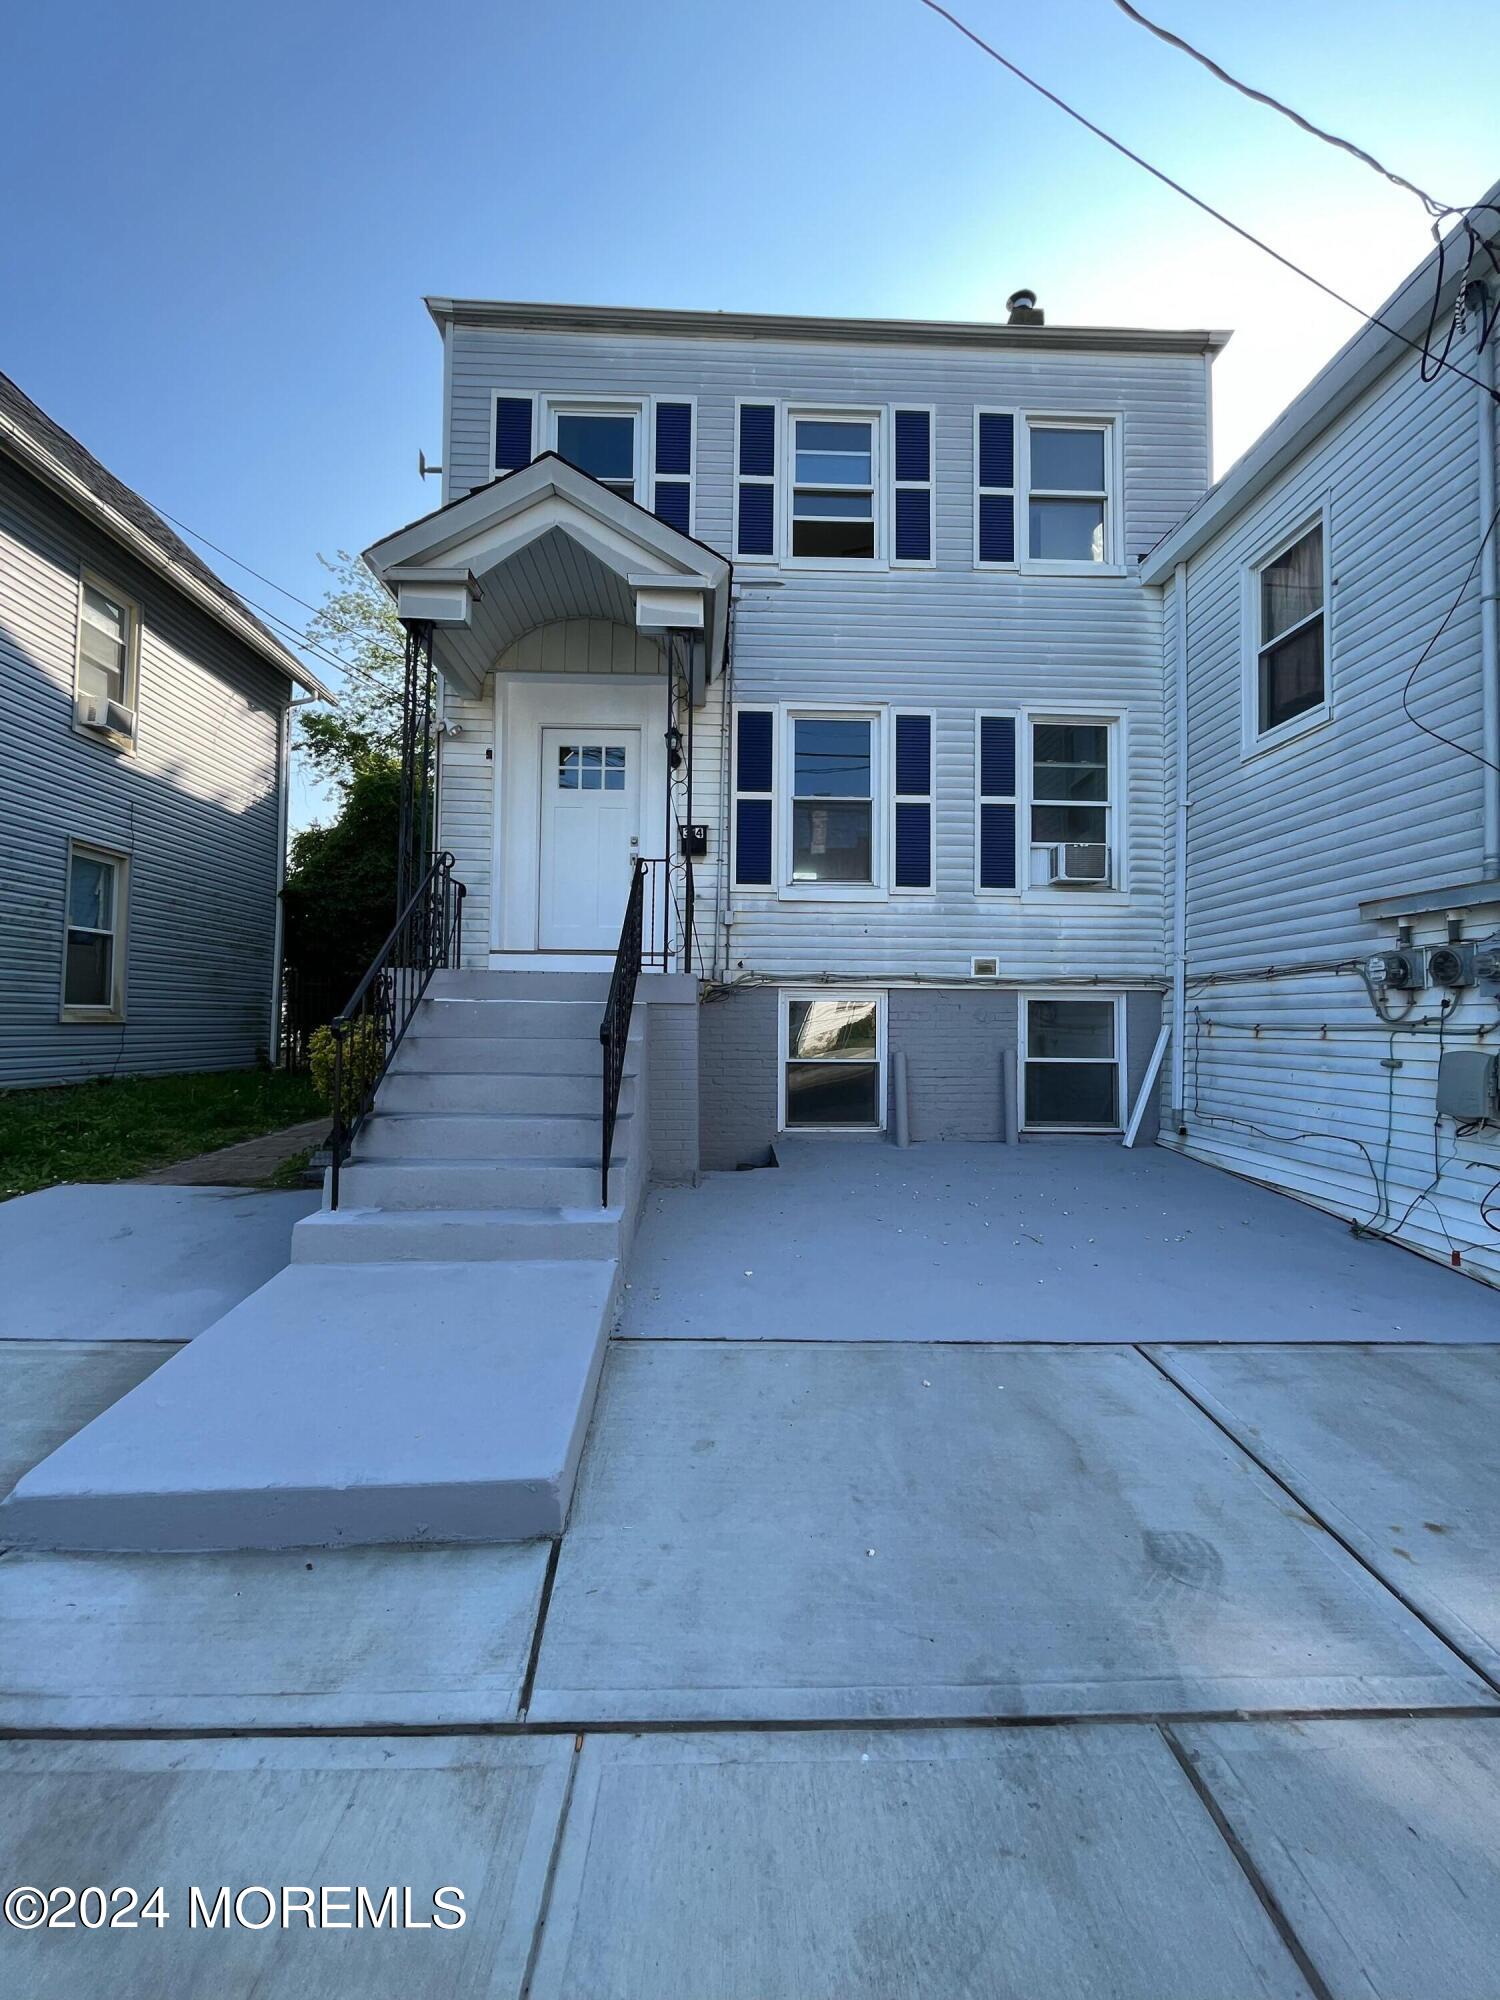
[76,693,136,739]
[1048,842,1109,885]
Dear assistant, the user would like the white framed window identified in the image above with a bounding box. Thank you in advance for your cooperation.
[547,400,644,502]
[74,573,140,741]
[1023,417,1119,570]
[1245,512,1329,750]
[1019,993,1124,1132]
[785,409,882,564]
[782,706,885,898]
[61,840,128,1021]
[1027,715,1116,889]
[779,990,886,1131]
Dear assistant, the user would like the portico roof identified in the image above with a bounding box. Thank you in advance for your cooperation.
[363,454,731,699]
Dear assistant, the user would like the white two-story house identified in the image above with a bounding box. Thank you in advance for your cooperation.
[365,294,1225,1172]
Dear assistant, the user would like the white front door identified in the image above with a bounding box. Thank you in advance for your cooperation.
[537,728,642,950]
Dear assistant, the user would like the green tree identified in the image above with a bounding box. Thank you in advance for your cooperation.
[296,550,406,789]
[280,553,405,1039]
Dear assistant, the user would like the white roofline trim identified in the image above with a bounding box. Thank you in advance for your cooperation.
[424,296,1231,359]
[1141,184,1500,584]
[0,411,333,700]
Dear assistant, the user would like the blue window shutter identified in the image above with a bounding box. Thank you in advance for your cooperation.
[895,804,932,889]
[737,481,775,558]
[655,402,692,476]
[979,494,1015,565]
[895,712,931,796]
[979,804,1017,889]
[894,408,931,484]
[735,800,773,885]
[978,412,1014,489]
[893,408,934,565]
[653,480,691,533]
[734,709,774,886]
[980,714,1016,798]
[895,488,931,563]
[978,713,1017,889]
[739,405,775,477]
[737,404,777,557]
[736,709,773,792]
[977,412,1015,564]
[894,711,933,889]
[494,397,533,473]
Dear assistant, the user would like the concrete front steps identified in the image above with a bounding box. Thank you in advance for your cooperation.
[0,970,647,1553]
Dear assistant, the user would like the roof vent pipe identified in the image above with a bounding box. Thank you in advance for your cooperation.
[1006,289,1044,326]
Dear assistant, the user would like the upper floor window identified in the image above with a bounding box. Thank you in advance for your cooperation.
[791,415,877,560]
[552,406,639,502]
[1027,422,1111,565]
[1254,520,1326,739]
[1030,719,1113,886]
[791,715,874,882]
[74,575,139,740]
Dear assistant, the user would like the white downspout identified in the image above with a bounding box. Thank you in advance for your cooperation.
[1170,560,1189,1129]
[1476,297,1500,875]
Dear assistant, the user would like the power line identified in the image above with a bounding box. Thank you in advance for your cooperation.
[1108,0,1454,218]
[1401,495,1500,777]
[915,0,1500,404]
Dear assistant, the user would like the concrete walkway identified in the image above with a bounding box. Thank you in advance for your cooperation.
[620,1138,1500,1340]
[133,1116,328,1185]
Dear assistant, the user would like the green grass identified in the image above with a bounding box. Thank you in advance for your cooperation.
[0,1068,324,1200]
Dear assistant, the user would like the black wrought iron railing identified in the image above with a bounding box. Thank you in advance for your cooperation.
[327,851,465,1210]
[599,856,647,1207]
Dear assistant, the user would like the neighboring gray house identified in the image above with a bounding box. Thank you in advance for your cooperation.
[369,294,1225,1165]
[0,373,329,1087]
[1142,193,1500,1288]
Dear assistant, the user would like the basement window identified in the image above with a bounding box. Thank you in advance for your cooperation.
[1021,995,1122,1130]
[781,993,885,1130]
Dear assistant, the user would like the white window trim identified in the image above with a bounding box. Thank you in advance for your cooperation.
[1241,503,1333,758]
[1018,989,1125,1134]
[973,704,1129,902]
[1020,414,1124,576]
[973,407,1018,570]
[782,405,887,570]
[734,395,780,565]
[489,389,538,475]
[778,703,888,903]
[778,987,888,1133]
[888,403,936,571]
[543,396,649,507]
[73,570,141,751]
[730,701,776,892]
[60,838,129,1024]
[889,707,937,896]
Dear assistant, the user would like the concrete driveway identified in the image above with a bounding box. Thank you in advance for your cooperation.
[620,1137,1500,1339]
[2,1161,1499,1993]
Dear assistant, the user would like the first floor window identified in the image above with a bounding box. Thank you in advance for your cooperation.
[791,715,874,884]
[63,844,126,1014]
[1255,521,1325,735]
[1030,719,1112,884]
[1027,421,1110,564]
[783,994,883,1128]
[552,407,638,501]
[1023,997,1120,1129]
[791,415,876,559]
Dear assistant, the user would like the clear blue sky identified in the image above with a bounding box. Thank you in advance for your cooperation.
[4,0,1494,825]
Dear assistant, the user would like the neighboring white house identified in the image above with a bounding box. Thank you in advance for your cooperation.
[1143,189,1500,1288]
[0,372,331,1087]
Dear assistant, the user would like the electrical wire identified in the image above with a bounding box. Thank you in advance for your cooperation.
[1107,0,1454,218]
[915,0,1500,404]
[1401,496,1500,777]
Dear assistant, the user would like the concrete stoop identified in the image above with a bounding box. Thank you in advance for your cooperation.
[0,972,646,1553]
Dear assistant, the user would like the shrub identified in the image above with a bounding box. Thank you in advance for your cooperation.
[308,1016,388,1112]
